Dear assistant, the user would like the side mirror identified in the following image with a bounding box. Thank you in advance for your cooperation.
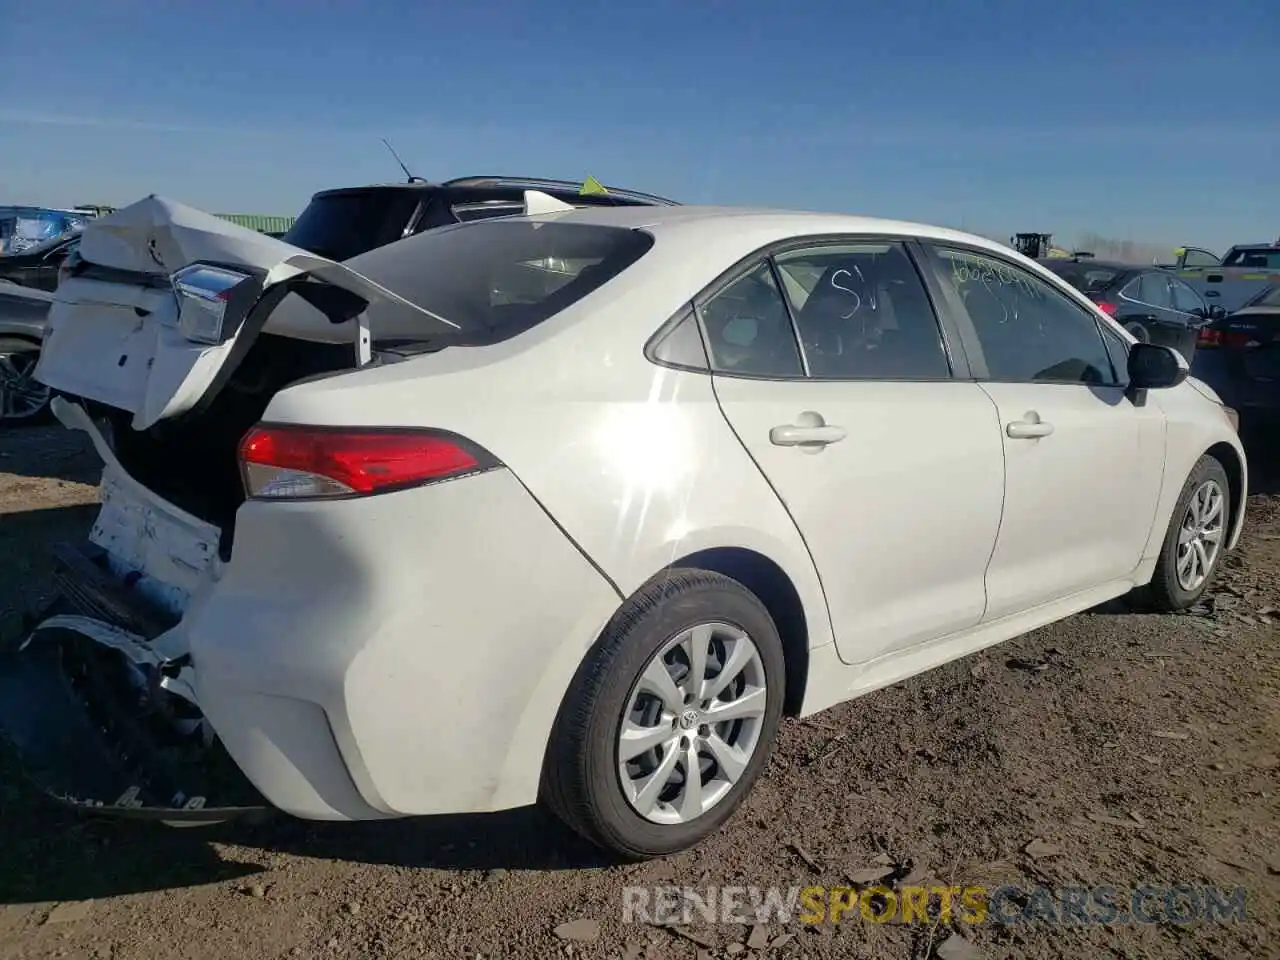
[1128,342,1188,390]
[1208,305,1228,321]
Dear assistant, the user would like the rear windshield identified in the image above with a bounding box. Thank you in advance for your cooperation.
[1246,285,1280,308]
[1043,262,1126,294]
[283,190,420,261]
[348,219,654,346]
[1221,248,1280,269]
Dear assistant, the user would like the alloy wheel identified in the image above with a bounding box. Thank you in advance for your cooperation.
[617,622,767,825]
[0,350,51,422]
[1176,479,1225,592]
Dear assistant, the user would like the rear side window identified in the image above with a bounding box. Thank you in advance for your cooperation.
[699,263,804,377]
[284,191,420,261]
[774,242,950,379]
[1135,273,1174,309]
[347,220,654,346]
[1169,279,1204,314]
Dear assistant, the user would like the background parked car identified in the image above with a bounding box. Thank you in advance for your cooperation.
[1039,257,1223,362]
[1191,283,1280,425]
[282,174,679,262]
[0,284,54,423]
[1177,239,1280,314]
[0,234,79,291]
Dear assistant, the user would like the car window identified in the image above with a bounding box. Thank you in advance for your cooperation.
[1100,325,1130,387]
[337,219,654,347]
[1044,263,1124,296]
[1180,248,1220,268]
[930,246,1119,385]
[1169,278,1204,314]
[284,190,421,261]
[773,243,950,379]
[1249,286,1280,308]
[451,201,527,223]
[1136,273,1173,310]
[1222,248,1280,269]
[699,262,804,378]
[648,309,710,370]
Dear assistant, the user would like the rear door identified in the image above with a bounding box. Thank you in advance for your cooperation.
[704,238,1005,666]
[918,243,1165,619]
[35,196,458,431]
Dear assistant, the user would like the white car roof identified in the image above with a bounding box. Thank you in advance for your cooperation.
[528,204,1012,258]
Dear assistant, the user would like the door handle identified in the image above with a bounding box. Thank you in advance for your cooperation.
[1006,412,1054,439]
[770,411,847,448]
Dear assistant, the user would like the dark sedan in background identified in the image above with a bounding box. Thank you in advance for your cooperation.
[1191,284,1280,423]
[1039,258,1224,362]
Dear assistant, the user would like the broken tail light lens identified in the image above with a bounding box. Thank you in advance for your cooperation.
[171,264,253,345]
[238,425,499,500]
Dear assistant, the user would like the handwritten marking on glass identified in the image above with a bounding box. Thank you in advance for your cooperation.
[830,266,873,319]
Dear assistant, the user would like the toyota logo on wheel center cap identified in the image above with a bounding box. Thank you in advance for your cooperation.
[678,709,700,730]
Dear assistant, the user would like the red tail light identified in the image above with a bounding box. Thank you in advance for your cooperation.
[1092,300,1118,316]
[238,425,499,500]
[1197,328,1222,347]
[1222,330,1252,348]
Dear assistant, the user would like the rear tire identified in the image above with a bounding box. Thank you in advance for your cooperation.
[541,569,785,860]
[0,337,52,426]
[1124,321,1151,343]
[1136,454,1230,612]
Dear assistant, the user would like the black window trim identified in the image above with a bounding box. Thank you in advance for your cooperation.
[914,240,1126,389]
[644,232,972,382]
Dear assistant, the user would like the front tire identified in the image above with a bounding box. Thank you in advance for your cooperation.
[541,569,786,860]
[1138,454,1230,612]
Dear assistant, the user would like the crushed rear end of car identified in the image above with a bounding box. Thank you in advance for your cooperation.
[1,196,640,825]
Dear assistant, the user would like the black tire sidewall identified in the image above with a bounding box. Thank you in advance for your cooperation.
[0,337,51,426]
[552,571,786,858]
[1153,455,1230,608]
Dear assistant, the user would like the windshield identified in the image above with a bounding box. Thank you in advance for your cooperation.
[345,219,654,346]
[1221,248,1280,269]
[1043,262,1125,294]
[283,190,420,261]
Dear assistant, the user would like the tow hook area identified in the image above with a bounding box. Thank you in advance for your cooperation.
[0,621,270,823]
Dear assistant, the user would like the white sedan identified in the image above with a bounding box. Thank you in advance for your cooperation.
[7,195,1246,859]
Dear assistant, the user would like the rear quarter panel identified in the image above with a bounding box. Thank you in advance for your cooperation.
[261,235,836,657]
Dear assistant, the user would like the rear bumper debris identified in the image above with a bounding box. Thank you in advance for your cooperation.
[0,619,270,823]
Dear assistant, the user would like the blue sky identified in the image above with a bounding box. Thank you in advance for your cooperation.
[1,0,1275,250]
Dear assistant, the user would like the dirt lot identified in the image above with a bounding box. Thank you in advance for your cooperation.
[1,423,1278,960]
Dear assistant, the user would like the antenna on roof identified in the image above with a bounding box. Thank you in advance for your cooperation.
[380,138,426,183]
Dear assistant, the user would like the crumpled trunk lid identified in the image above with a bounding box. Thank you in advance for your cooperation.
[35,195,458,431]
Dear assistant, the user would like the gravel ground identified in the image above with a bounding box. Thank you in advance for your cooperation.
[0,421,1277,960]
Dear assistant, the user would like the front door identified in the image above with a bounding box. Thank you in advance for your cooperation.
[703,240,1005,665]
[920,243,1166,621]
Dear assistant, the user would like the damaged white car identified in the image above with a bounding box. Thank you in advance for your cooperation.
[0,197,1247,859]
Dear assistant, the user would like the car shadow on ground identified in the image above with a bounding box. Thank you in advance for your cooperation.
[0,424,101,487]
[0,797,610,904]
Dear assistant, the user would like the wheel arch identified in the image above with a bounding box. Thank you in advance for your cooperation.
[668,546,809,717]
[1205,440,1247,549]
